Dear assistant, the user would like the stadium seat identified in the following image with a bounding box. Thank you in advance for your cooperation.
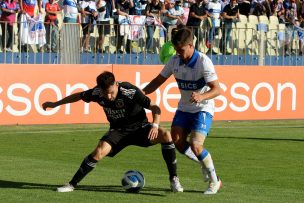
[275,24,286,55]
[231,22,247,54]
[238,14,248,23]
[269,15,279,25]
[258,15,270,25]
[266,27,278,56]
[245,23,259,55]
[248,15,259,26]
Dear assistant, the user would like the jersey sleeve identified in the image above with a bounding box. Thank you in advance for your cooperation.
[160,58,174,78]
[124,82,151,109]
[80,87,101,103]
[202,55,218,83]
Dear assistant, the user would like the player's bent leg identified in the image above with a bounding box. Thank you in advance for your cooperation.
[171,126,188,153]
[57,141,112,192]
[190,136,221,194]
[152,127,172,144]
[171,126,199,163]
[92,140,112,160]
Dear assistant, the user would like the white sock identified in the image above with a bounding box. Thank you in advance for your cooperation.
[184,146,199,163]
[201,153,218,183]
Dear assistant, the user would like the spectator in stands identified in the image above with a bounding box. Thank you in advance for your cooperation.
[114,0,134,53]
[238,0,251,16]
[186,0,208,50]
[79,0,98,52]
[145,0,165,53]
[298,0,304,19]
[206,0,221,54]
[162,0,185,40]
[0,0,19,52]
[130,0,147,15]
[251,1,267,16]
[18,0,41,17]
[271,0,285,23]
[44,0,61,52]
[62,0,79,23]
[18,0,42,52]
[298,0,304,55]
[220,0,239,54]
[95,0,111,53]
[250,0,272,17]
[220,0,230,12]
[284,0,298,55]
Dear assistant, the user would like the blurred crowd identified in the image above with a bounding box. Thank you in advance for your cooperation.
[1,0,304,55]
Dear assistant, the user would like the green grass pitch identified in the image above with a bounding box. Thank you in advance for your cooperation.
[0,120,304,203]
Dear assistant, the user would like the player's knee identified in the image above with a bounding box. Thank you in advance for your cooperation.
[171,132,181,143]
[159,129,172,143]
[92,148,104,161]
[173,140,185,153]
[190,144,203,156]
[92,142,110,160]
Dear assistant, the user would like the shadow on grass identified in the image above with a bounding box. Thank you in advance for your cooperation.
[210,136,304,142]
[0,180,167,196]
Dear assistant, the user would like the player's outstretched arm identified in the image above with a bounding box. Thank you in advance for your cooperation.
[42,92,83,110]
[142,74,167,95]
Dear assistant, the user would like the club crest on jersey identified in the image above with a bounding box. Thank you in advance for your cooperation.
[174,68,178,73]
[115,99,124,108]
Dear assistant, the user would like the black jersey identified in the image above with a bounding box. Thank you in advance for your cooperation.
[81,82,151,129]
[186,3,207,27]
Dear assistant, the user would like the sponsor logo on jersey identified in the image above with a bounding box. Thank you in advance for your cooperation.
[104,108,126,119]
[176,77,206,90]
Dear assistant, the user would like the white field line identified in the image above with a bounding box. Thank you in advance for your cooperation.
[0,128,102,135]
[0,125,302,135]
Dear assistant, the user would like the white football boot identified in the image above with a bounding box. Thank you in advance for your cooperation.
[57,183,75,192]
[170,176,184,192]
[204,177,222,195]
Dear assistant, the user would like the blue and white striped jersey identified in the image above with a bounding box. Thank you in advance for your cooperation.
[160,50,218,115]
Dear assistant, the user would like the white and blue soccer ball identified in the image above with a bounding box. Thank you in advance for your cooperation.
[121,170,145,193]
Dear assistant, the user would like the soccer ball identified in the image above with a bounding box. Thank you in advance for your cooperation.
[121,170,145,193]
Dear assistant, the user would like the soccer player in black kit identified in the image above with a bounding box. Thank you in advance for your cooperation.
[42,71,183,193]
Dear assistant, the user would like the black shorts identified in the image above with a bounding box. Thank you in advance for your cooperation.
[96,20,110,36]
[101,122,154,157]
[81,23,94,35]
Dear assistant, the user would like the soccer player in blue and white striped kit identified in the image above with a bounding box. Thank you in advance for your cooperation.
[143,27,222,194]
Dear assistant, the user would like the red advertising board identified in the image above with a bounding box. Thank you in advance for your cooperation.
[1,64,304,125]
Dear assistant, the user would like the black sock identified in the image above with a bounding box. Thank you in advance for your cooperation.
[69,154,98,187]
[161,142,177,180]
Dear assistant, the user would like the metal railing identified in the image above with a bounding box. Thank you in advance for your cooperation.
[1,21,304,65]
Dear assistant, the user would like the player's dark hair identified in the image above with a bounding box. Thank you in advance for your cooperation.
[172,27,193,47]
[171,24,186,39]
[96,71,116,90]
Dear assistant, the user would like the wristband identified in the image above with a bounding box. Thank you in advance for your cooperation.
[152,123,159,129]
